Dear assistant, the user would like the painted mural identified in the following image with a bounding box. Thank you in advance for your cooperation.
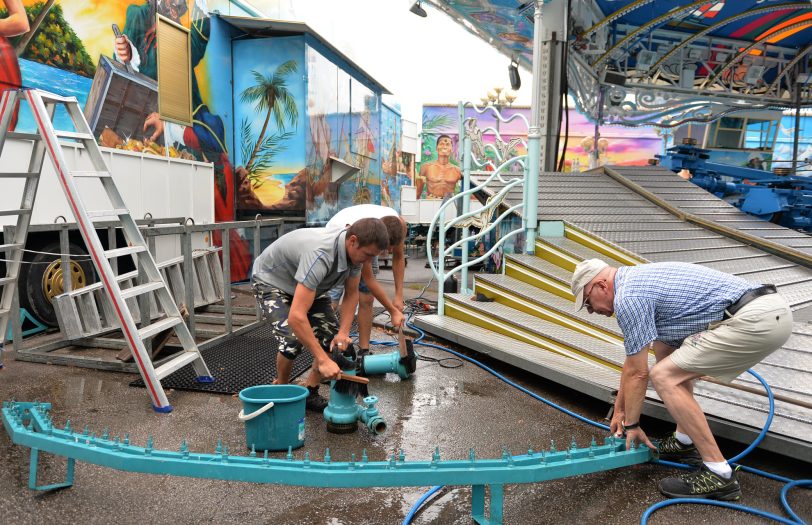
[233,36,305,214]
[420,104,663,186]
[773,115,812,174]
[304,42,395,225]
[0,0,253,280]
[380,103,410,213]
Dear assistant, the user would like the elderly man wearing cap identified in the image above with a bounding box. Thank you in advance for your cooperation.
[571,259,792,500]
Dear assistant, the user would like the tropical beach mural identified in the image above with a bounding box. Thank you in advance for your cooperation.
[0,0,257,280]
[233,37,304,213]
[1,0,406,269]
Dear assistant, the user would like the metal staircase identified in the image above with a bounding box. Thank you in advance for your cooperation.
[0,89,212,412]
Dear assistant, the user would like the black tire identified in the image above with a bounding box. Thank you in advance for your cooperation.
[18,241,97,327]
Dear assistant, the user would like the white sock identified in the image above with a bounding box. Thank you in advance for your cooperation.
[704,461,732,479]
[675,431,693,446]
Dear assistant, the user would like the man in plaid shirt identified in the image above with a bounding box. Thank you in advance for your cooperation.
[572,259,792,500]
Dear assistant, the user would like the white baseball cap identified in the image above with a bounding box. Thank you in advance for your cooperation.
[572,258,609,311]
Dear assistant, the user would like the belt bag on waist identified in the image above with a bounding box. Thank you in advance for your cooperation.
[726,284,777,318]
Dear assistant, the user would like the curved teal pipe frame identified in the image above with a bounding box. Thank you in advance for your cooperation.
[3,401,652,524]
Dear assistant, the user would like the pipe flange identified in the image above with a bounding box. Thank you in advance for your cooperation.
[325,420,358,434]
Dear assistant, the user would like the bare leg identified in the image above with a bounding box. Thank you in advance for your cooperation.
[650,357,725,462]
[358,292,374,350]
[274,352,293,384]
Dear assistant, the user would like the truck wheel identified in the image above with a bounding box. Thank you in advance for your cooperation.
[18,241,97,327]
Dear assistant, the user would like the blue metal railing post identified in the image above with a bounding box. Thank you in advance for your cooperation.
[460,136,472,294]
[525,129,540,254]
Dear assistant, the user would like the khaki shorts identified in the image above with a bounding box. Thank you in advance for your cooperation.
[670,293,793,382]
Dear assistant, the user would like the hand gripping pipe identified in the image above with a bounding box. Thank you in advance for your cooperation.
[2,401,652,525]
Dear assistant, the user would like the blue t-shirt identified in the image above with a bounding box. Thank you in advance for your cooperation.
[614,262,757,355]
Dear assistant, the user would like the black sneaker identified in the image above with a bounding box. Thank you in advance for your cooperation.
[357,347,370,358]
[659,465,741,501]
[657,433,702,466]
[305,386,328,412]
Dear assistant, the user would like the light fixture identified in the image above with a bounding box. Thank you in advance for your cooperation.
[508,59,521,90]
[409,1,427,17]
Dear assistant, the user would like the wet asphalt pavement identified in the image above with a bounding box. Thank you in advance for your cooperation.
[0,258,809,524]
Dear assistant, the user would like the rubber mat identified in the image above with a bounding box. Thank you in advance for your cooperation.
[130,321,314,395]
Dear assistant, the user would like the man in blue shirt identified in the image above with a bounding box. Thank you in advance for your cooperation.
[572,259,792,500]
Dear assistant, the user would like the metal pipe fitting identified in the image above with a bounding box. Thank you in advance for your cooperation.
[358,396,386,435]
[360,351,410,379]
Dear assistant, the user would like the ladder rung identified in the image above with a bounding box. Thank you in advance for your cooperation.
[120,281,165,300]
[154,351,202,380]
[138,316,183,340]
[35,91,77,103]
[72,170,111,178]
[87,209,128,218]
[0,209,32,217]
[104,245,146,259]
[0,243,23,253]
[0,276,17,286]
[0,172,38,179]
[6,132,41,141]
[54,130,94,141]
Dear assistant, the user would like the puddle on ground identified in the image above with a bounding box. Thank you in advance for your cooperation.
[63,376,125,408]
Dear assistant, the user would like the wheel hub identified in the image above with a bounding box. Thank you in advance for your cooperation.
[42,259,87,302]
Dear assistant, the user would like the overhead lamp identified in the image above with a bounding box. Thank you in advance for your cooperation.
[409,1,427,17]
[508,59,521,90]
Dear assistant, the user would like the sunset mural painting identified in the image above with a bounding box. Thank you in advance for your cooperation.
[420,104,663,176]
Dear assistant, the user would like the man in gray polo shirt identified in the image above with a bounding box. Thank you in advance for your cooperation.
[251,218,390,411]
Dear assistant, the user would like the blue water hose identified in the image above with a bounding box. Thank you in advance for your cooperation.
[401,321,810,525]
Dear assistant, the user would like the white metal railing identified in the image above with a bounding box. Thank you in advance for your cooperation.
[426,102,540,315]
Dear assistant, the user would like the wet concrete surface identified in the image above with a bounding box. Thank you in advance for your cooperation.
[1,258,810,524]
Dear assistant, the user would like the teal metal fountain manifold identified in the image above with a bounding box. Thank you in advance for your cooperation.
[2,401,653,525]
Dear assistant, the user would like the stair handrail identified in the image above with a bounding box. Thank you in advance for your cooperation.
[426,149,528,315]
[461,104,529,175]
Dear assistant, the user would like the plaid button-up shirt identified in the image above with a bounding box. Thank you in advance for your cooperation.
[614,262,757,355]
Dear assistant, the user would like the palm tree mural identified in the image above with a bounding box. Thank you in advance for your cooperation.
[239,60,299,187]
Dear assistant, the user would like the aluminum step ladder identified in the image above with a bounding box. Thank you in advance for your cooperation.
[0,89,213,411]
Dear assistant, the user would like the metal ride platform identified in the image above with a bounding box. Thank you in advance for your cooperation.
[416,165,812,462]
[1,401,652,525]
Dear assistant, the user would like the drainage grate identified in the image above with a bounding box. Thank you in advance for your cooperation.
[131,321,314,395]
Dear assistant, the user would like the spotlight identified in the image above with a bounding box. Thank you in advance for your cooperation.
[508,59,521,90]
[409,1,427,17]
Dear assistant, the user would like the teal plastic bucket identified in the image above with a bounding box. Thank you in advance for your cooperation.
[238,385,308,451]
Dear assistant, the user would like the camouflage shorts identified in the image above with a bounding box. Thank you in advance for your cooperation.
[252,283,338,360]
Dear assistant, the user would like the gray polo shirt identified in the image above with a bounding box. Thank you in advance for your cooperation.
[251,227,361,296]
